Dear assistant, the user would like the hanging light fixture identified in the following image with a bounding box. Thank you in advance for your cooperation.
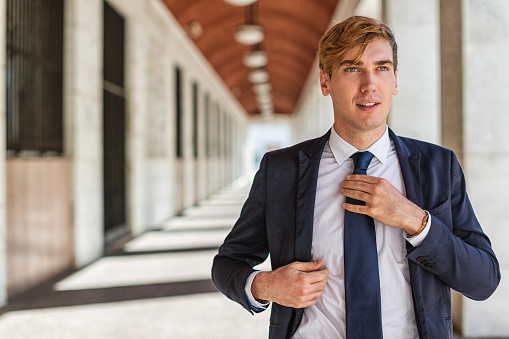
[253,82,272,94]
[235,25,264,45]
[256,93,272,104]
[223,0,258,6]
[248,68,269,83]
[234,3,264,45]
[243,49,268,68]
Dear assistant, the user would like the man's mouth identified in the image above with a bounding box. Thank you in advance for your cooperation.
[357,103,379,107]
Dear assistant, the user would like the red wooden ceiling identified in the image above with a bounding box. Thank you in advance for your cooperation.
[160,0,339,114]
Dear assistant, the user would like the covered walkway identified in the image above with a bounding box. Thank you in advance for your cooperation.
[0,180,270,339]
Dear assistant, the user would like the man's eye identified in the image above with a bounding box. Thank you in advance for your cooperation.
[346,67,358,72]
[378,66,389,71]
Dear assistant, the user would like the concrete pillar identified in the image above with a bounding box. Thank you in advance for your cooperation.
[456,0,509,336]
[183,74,195,209]
[384,0,441,144]
[124,16,148,235]
[64,0,104,267]
[196,87,207,202]
[0,0,7,307]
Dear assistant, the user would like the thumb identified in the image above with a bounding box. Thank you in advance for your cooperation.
[296,260,323,272]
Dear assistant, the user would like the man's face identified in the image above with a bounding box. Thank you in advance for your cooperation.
[320,38,398,141]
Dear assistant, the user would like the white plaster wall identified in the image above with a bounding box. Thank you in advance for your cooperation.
[0,0,7,307]
[61,0,250,267]
[461,0,509,336]
[107,0,248,232]
[64,0,104,267]
[354,0,382,19]
[292,76,334,144]
[384,0,441,143]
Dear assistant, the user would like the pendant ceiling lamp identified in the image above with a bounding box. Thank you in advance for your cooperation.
[253,82,271,94]
[256,93,272,104]
[234,3,264,45]
[243,49,268,68]
[248,69,269,83]
[223,0,258,6]
[235,25,264,45]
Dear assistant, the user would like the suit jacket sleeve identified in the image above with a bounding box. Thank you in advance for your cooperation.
[406,151,500,301]
[211,153,270,313]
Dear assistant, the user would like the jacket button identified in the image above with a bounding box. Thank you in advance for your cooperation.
[417,256,425,262]
[425,263,433,268]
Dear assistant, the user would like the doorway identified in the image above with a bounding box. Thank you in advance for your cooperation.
[103,1,127,244]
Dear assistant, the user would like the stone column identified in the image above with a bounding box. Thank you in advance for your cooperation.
[64,0,104,267]
[124,15,149,235]
[384,0,441,144]
[456,0,509,336]
[183,74,195,209]
[0,0,7,307]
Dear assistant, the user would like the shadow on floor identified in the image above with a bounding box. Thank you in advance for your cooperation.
[0,238,222,316]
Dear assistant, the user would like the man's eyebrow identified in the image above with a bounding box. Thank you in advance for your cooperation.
[339,60,359,66]
[375,60,394,65]
[338,60,394,66]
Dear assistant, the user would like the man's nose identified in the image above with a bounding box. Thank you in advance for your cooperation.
[360,72,377,93]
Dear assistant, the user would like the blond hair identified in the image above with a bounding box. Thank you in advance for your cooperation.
[318,16,398,76]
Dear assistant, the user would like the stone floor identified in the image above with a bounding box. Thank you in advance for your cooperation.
[0,179,270,339]
[0,179,501,339]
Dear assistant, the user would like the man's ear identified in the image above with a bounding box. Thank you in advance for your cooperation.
[393,69,398,95]
[319,70,331,96]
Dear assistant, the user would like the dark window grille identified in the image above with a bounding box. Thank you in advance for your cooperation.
[6,0,64,155]
[205,93,210,158]
[175,66,183,158]
[192,82,198,158]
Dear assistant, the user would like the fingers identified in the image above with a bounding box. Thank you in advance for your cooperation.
[255,261,329,308]
[293,260,322,270]
[340,176,392,207]
[341,176,386,194]
[289,271,329,308]
[346,174,380,183]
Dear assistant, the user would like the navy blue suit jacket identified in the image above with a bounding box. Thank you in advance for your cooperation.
[212,129,500,339]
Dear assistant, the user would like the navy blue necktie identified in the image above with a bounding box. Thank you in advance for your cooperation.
[344,151,383,338]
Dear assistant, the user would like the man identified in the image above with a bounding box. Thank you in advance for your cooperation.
[212,16,500,339]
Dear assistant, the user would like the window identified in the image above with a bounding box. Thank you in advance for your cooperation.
[6,0,64,155]
[192,82,199,159]
[175,66,183,158]
[205,93,210,158]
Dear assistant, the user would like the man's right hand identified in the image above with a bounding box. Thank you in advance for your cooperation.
[251,260,329,308]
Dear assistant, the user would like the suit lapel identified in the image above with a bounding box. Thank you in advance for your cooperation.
[389,129,423,208]
[294,130,330,262]
[389,129,427,338]
[291,130,330,337]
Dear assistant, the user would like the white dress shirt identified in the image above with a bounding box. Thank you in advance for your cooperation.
[247,127,430,338]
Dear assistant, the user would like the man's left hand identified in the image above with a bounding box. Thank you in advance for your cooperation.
[340,174,426,235]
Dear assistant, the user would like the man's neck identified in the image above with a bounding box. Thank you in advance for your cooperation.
[333,124,387,151]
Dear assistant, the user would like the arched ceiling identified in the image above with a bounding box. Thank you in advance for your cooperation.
[161,0,339,114]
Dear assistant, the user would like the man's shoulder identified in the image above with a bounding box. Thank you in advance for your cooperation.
[266,131,330,160]
[393,133,453,158]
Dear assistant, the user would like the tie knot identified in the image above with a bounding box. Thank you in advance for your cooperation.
[351,151,374,175]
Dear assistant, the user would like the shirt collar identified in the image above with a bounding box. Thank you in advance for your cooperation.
[328,126,391,166]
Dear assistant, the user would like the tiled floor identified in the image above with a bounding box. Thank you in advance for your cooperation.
[0,179,500,339]
[0,180,270,339]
